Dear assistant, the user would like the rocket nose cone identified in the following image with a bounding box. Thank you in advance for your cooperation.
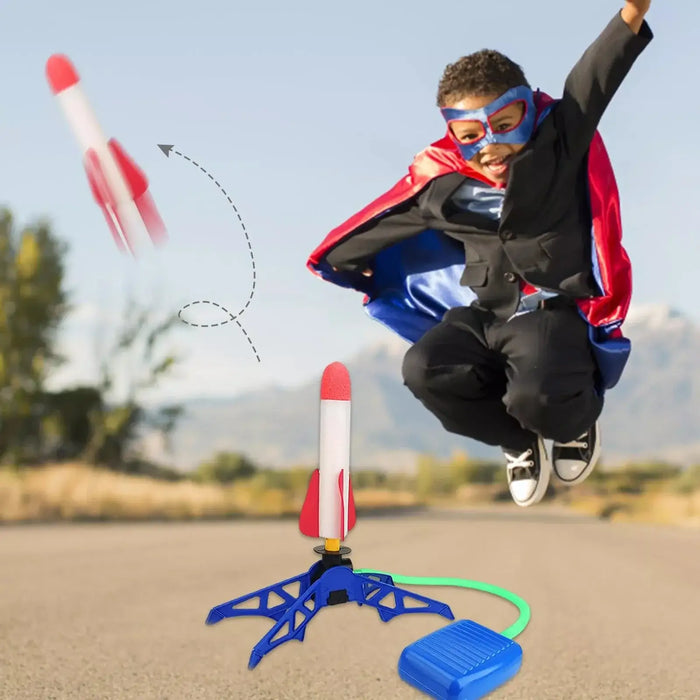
[46,54,80,94]
[320,362,351,401]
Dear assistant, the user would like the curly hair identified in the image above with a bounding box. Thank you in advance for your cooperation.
[437,50,530,107]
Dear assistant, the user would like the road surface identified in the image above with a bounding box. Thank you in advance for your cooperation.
[2,508,699,699]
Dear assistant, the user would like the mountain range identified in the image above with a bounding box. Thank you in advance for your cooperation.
[143,304,700,471]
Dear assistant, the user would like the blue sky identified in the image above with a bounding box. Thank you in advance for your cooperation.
[0,0,693,402]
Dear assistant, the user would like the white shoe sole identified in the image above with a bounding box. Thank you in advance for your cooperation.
[553,425,602,485]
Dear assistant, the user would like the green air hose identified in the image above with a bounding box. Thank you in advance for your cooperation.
[354,569,531,640]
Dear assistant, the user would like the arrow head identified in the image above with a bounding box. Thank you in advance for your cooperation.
[157,144,174,158]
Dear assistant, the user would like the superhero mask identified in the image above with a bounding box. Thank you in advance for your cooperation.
[440,85,536,161]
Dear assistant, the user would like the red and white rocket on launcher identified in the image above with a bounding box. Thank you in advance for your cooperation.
[299,362,357,551]
[45,54,167,256]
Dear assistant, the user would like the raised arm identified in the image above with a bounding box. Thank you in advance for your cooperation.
[553,2,653,158]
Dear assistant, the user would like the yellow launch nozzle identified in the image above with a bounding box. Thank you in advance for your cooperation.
[325,538,340,552]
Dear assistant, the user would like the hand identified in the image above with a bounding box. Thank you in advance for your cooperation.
[621,0,651,33]
[625,0,651,12]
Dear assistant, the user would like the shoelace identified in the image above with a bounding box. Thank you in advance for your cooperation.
[556,434,588,449]
[504,448,534,473]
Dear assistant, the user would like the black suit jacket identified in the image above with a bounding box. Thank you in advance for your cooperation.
[325,13,653,319]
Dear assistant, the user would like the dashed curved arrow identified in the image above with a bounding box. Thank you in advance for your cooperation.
[158,144,260,362]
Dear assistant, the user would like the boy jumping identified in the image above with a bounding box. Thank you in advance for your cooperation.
[307,2,653,506]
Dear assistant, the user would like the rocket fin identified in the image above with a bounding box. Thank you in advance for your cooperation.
[134,190,167,244]
[338,470,345,539]
[108,139,167,244]
[338,469,357,539]
[347,473,356,532]
[108,139,148,197]
[84,149,127,252]
[299,469,320,537]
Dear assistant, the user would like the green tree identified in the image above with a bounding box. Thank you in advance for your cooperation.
[0,209,69,464]
[40,386,103,459]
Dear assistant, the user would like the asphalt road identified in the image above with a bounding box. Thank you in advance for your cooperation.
[2,508,699,699]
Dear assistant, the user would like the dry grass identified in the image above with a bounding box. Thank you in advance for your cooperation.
[453,484,502,504]
[2,463,697,526]
[567,490,700,527]
[0,463,240,521]
[352,488,418,508]
[0,464,419,523]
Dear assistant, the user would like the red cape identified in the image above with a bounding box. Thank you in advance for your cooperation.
[308,94,631,331]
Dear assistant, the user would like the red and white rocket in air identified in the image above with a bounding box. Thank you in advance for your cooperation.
[299,362,356,545]
[45,54,167,256]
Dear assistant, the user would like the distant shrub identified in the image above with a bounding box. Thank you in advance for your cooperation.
[586,465,607,483]
[599,502,629,519]
[252,467,314,496]
[671,465,700,495]
[192,452,258,484]
[255,469,289,490]
[285,467,316,496]
[352,470,388,489]
[447,454,501,486]
[124,459,186,482]
[613,477,645,495]
[462,460,501,485]
[384,473,416,491]
[588,461,683,495]
[416,455,455,497]
[492,486,512,502]
[618,461,682,481]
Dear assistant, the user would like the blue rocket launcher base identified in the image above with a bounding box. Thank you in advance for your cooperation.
[205,546,454,669]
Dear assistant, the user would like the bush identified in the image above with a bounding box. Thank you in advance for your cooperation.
[192,452,258,484]
[416,455,455,497]
[448,454,501,487]
[123,458,186,481]
[462,460,501,485]
[671,465,700,495]
[613,477,645,495]
[618,461,682,481]
[599,501,629,519]
[585,461,683,495]
[352,470,388,489]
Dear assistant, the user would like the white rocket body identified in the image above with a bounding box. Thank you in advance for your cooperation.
[55,84,147,251]
[318,399,351,539]
[46,54,166,256]
[299,362,356,541]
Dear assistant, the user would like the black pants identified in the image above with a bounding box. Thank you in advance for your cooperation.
[401,302,604,452]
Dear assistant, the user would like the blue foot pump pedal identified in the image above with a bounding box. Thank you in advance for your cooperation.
[398,619,523,699]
